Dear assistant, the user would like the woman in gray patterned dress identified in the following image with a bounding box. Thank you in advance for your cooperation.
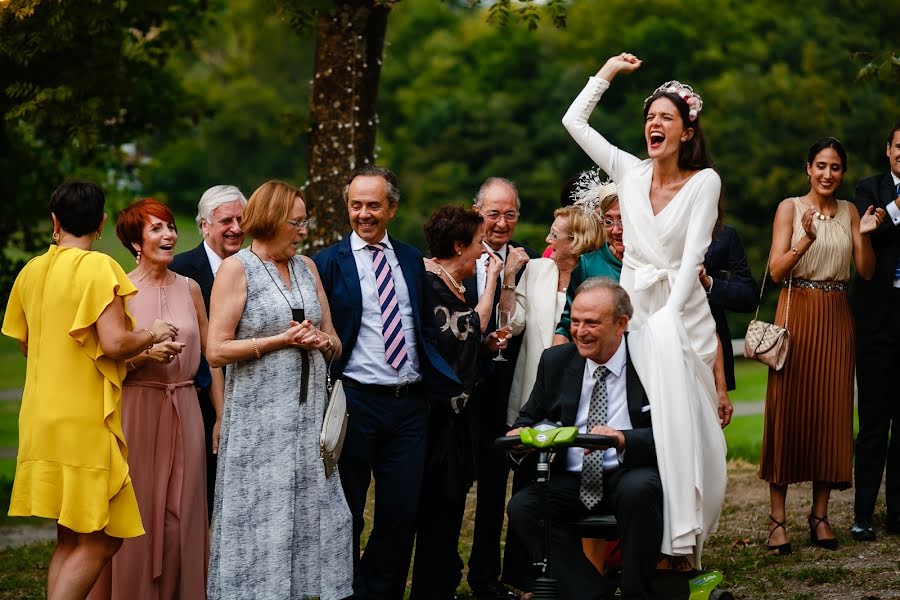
[206,180,352,599]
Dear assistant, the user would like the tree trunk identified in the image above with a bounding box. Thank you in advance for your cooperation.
[305,0,390,250]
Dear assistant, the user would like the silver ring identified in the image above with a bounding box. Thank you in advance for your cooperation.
[168,354,174,361]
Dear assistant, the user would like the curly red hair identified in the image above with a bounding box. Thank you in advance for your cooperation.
[116,198,176,256]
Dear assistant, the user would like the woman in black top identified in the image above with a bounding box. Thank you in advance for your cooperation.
[410,206,502,600]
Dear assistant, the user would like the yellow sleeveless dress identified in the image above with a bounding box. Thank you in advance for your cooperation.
[2,246,144,537]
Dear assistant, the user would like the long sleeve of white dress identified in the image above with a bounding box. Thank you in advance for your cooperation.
[563,76,727,567]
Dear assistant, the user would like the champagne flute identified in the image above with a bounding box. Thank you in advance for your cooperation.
[493,306,511,362]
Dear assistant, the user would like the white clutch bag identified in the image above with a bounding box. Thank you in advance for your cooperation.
[320,362,349,478]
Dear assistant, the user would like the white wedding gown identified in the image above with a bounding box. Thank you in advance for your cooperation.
[562,76,727,566]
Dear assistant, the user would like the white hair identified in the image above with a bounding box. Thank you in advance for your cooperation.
[196,185,247,230]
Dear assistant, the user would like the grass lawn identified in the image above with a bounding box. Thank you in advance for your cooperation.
[730,358,768,403]
[0,337,25,390]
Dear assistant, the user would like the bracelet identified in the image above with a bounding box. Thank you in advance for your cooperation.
[142,328,155,349]
[324,335,334,351]
[791,246,802,256]
[502,284,516,291]
[252,337,261,360]
[126,360,136,371]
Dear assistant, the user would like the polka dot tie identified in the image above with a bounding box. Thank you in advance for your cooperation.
[579,365,610,510]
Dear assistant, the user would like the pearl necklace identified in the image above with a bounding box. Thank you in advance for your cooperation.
[436,262,466,294]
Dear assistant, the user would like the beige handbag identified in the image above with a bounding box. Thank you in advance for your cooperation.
[744,254,792,371]
[320,358,348,478]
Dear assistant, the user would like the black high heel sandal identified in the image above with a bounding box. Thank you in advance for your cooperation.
[766,514,792,555]
[808,513,839,550]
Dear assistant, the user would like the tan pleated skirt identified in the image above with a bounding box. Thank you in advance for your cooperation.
[758,286,854,488]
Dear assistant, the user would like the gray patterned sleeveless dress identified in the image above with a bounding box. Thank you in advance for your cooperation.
[208,249,353,599]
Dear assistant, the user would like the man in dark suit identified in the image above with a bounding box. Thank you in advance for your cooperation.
[851,123,900,541]
[699,224,758,390]
[169,184,246,518]
[313,166,460,600]
[463,177,539,598]
[507,278,661,600]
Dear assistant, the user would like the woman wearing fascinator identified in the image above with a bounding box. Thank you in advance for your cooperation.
[560,53,728,572]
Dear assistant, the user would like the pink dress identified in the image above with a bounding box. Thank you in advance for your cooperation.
[90,274,208,600]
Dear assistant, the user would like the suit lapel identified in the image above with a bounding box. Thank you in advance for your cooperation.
[191,244,215,312]
[560,351,586,426]
[393,239,421,326]
[879,172,896,207]
[337,238,363,309]
[624,339,648,425]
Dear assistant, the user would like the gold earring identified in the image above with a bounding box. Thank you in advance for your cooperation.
[96,232,102,240]
[52,231,60,242]
[135,250,141,265]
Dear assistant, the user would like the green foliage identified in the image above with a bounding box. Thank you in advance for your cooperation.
[141,0,315,213]
[0,0,207,300]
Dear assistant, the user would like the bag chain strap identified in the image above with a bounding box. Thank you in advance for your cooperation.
[755,248,793,330]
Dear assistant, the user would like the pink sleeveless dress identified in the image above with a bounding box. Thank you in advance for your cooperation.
[90,274,208,599]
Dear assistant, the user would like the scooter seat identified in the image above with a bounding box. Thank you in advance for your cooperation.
[569,514,618,538]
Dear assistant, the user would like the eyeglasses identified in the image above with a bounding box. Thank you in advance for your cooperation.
[287,218,309,229]
[601,218,623,228]
[548,229,573,241]
[484,210,519,222]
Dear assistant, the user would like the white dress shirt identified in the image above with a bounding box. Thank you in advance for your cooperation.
[204,240,224,276]
[566,337,633,473]
[476,243,507,299]
[342,231,421,385]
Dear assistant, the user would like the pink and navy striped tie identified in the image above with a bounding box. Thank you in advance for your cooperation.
[368,244,408,370]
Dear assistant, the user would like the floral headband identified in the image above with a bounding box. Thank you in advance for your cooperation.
[644,80,703,122]
[570,168,617,219]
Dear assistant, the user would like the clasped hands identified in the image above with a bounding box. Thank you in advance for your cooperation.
[283,320,331,351]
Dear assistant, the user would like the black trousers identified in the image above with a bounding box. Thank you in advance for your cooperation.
[409,465,470,599]
[507,468,663,600]
[339,384,428,600]
[196,386,217,522]
[854,291,900,519]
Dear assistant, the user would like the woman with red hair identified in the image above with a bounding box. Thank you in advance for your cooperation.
[89,199,217,599]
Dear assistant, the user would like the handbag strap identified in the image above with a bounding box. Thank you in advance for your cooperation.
[326,350,336,393]
[755,248,793,329]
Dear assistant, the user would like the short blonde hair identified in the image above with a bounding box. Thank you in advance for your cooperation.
[241,180,302,240]
[555,206,604,257]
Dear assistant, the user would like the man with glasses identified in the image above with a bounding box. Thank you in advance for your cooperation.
[313,166,459,599]
[170,184,246,519]
[464,177,539,599]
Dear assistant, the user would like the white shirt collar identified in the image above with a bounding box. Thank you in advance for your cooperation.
[350,230,393,251]
[891,171,899,187]
[585,336,626,380]
[203,240,224,276]
[478,242,508,262]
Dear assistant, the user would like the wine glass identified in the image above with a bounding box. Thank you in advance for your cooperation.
[493,306,511,362]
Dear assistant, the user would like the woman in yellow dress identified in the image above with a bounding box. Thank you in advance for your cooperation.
[2,181,177,599]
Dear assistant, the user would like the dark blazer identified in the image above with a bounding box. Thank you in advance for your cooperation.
[512,342,656,473]
[462,240,540,333]
[851,172,900,334]
[312,234,459,387]
[170,242,215,313]
[704,225,758,390]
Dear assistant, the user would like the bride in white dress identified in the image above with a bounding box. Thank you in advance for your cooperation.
[562,52,729,567]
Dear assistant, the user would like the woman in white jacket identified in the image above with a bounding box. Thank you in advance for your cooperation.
[501,204,604,425]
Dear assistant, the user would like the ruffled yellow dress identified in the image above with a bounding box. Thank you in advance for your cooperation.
[1,246,144,537]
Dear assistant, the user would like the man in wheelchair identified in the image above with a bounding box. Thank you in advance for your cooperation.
[506,278,662,600]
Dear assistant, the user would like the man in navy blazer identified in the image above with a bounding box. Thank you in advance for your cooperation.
[313,166,459,600]
[507,279,661,600]
[169,184,246,518]
[851,123,900,541]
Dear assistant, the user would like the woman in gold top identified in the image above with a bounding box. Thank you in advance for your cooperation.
[760,139,884,554]
[1,181,177,598]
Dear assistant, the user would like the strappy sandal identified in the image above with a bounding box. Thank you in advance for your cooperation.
[766,514,792,555]
[808,513,839,550]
